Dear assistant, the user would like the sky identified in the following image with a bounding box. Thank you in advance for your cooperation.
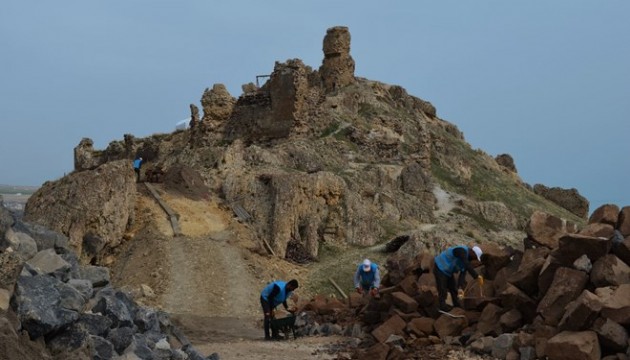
[1,1,628,213]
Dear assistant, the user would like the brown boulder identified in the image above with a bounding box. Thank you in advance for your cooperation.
[362,343,389,360]
[579,223,615,239]
[526,211,569,249]
[508,247,549,294]
[597,284,630,326]
[371,314,406,343]
[391,292,418,314]
[591,317,628,354]
[618,206,630,236]
[398,275,418,297]
[537,267,589,326]
[546,331,600,360]
[538,254,564,295]
[558,290,603,331]
[500,309,523,332]
[589,204,620,226]
[475,303,503,336]
[434,308,468,338]
[591,254,630,287]
[500,283,537,322]
[406,317,434,337]
[479,243,512,280]
[612,237,630,267]
[553,233,613,266]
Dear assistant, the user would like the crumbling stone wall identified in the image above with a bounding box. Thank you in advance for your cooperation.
[226,59,311,141]
[319,26,355,93]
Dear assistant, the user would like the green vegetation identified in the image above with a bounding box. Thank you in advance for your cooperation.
[306,242,390,297]
[430,127,585,225]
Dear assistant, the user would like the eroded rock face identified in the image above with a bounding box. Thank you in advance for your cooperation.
[533,184,589,219]
[201,84,235,122]
[24,160,135,257]
[74,138,100,171]
[319,26,355,92]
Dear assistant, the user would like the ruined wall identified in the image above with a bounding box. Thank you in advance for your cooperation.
[319,26,355,92]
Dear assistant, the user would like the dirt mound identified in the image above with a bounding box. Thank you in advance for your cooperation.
[162,165,210,201]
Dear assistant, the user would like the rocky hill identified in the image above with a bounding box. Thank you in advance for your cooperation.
[2,26,610,359]
[29,26,585,265]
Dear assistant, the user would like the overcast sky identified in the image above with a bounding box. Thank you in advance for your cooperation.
[1,1,628,213]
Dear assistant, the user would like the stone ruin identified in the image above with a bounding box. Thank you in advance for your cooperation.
[319,26,355,93]
[187,26,357,146]
[294,204,630,360]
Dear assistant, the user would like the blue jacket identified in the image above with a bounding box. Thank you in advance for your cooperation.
[353,263,381,289]
[435,246,469,277]
[133,158,142,169]
[261,281,292,308]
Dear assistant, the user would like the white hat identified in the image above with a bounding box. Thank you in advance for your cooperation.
[472,246,483,261]
[362,259,372,271]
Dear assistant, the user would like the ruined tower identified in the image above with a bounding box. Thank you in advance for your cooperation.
[319,26,355,93]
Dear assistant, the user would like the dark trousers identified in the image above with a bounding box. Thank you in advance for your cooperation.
[434,264,460,310]
[260,297,278,339]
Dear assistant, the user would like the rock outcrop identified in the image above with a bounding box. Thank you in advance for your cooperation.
[24,160,135,258]
[533,184,589,219]
[495,154,517,173]
[319,26,355,92]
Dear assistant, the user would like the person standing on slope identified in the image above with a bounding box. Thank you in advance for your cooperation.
[133,156,143,183]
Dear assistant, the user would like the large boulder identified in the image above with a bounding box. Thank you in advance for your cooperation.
[537,267,589,326]
[526,211,574,249]
[546,331,600,360]
[590,254,630,287]
[618,206,630,236]
[596,284,630,326]
[23,160,136,257]
[589,204,620,226]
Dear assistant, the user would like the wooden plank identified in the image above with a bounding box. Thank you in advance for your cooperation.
[262,238,275,256]
[145,183,183,237]
[328,277,348,299]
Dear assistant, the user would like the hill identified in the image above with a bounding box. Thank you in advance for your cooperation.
[13,26,599,359]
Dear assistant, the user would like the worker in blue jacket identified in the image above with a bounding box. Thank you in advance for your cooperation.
[434,245,484,311]
[260,279,299,340]
[133,156,143,183]
[353,259,381,297]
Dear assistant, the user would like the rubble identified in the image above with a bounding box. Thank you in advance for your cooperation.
[293,204,630,359]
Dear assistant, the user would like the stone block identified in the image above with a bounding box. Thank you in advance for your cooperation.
[579,223,615,238]
[371,314,406,343]
[526,211,567,249]
[537,267,589,326]
[592,317,628,354]
[500,283,537,322]
[556,233,613,265]
[476,303,503,336]
[597,284,630,325]
[434,308,468,338]
[391,291,418,313]
[406,317,434,337]
[500,309,523,332]
[591,254,630,287]
[546,331,600,360]
[558,290,602,331]
[618,206,630,236]
[398,274,418,297]
[508,247,549,294]
[589,204,620,226]
[492,333,517,360]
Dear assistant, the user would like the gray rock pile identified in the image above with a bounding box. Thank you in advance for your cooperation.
[1,204,215,360]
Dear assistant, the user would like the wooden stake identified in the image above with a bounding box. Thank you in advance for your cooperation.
[328,277,348,299]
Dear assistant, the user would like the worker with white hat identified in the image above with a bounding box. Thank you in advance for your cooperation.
[353,259,381,297]
[434,245,484,311]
